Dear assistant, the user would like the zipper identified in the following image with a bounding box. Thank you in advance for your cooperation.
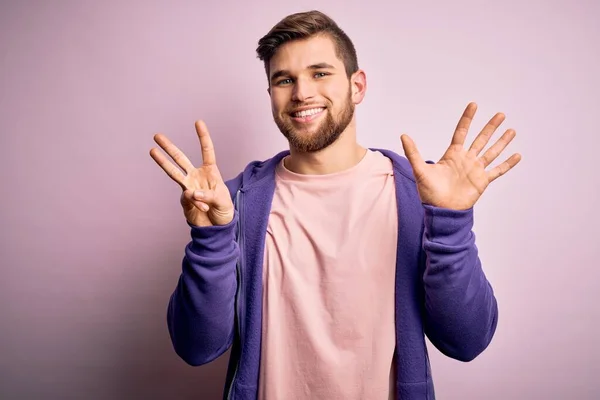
[227,189,244,400]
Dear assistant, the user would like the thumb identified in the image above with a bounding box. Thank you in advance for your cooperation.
[400,134,425,173]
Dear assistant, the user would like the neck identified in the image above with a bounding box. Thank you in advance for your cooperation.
[284,120,367,175]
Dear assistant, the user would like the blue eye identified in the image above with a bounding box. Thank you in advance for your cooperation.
[315,72,328,78]
[277,78,292,86]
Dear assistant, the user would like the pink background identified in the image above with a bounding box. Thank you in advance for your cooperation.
[1,0,598,399]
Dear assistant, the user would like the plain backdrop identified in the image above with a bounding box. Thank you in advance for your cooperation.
[1,0,598,399]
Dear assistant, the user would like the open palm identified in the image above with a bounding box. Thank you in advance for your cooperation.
[401,102,522,210]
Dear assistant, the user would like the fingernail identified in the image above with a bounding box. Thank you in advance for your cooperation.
[194,191,204,198]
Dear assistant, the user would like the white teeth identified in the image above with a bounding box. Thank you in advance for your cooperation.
[294,108,324,118]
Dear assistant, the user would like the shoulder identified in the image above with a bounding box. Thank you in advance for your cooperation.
[370,148,428,183]
[224,150,290,198]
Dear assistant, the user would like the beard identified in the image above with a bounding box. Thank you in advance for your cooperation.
[273,89,355,153]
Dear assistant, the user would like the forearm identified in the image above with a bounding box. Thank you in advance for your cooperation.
[167,213,239,366]
[420,204,498,362]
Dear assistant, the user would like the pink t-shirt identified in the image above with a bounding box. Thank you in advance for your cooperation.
[258,149,399,400]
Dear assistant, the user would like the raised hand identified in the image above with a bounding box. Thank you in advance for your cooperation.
[400,102,522,210]
[150,120,234,227]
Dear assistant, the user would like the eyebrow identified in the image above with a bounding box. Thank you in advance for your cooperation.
[270,63,336,83]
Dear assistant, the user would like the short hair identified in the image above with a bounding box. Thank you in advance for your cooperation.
[256,10,359,80]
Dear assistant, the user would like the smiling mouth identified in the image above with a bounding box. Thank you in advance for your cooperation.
[289,107,325,123]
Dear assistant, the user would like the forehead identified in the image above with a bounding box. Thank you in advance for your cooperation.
[269,34,342,73]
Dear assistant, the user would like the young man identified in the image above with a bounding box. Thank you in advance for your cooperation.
[150,10,521,400]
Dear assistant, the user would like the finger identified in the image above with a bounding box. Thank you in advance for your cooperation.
[191,189,220,206]
[450,102,477,147]
[469,112,506,155]
[149,147,185,186]
[196,120,217,166]
[487,153,522,183]
[400,134,425,176]
[479,128,516,167]
[182,190,211,211]
[185,188,225,209]
[153,133,196,173]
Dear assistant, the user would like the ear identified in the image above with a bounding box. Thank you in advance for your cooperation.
[267,86,271,97]
[350,69,367,105]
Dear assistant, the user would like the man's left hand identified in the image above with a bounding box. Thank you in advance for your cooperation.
[400,102,522,210]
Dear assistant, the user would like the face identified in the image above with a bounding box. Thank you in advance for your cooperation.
[267,34,366,153]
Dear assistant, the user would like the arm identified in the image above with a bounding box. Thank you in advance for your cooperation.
[399,102,521,360]
[167,214,239,366]
[149,120,244,366]
[420,204,498,362]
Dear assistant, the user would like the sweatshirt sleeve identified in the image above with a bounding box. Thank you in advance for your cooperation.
[420,204,498,362]
[166,213,240,366]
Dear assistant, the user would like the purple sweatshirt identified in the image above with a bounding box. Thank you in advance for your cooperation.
[167,149,498,400]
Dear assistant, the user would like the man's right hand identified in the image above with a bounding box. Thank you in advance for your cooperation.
[150,120,235,227]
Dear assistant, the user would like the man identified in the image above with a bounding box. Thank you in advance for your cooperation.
[149,10,521,400]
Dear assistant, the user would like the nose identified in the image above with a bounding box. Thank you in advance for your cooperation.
[291,77,316,102]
